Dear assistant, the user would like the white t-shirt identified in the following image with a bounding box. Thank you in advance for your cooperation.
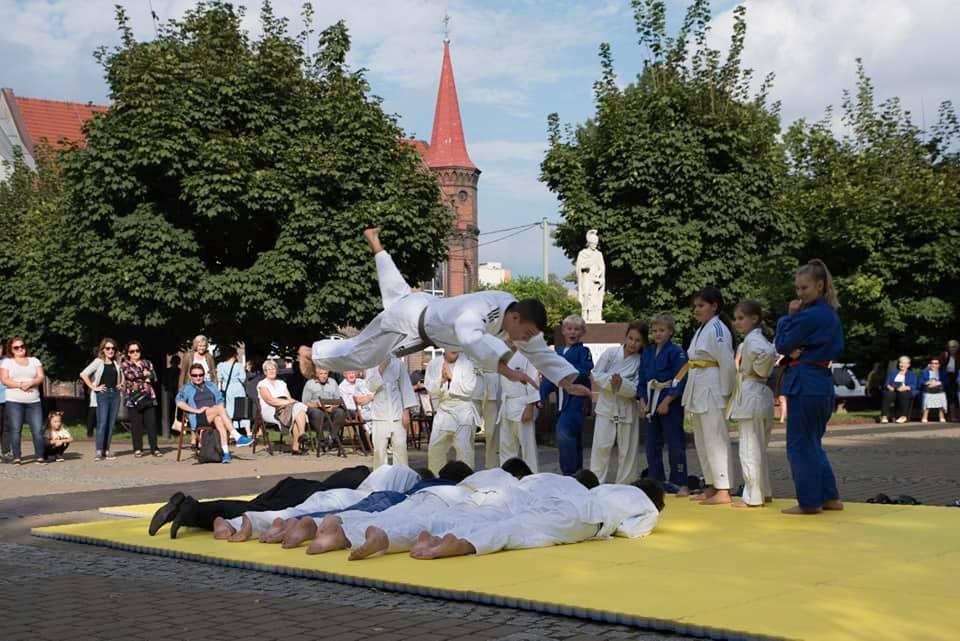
[339,378,373,420]
[256,378,291,425]
[0,357,42,403]
[193,354,211,381]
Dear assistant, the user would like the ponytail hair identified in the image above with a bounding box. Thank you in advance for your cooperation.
[692,286,738,348]
[797,259,839,309]
[734,299,763,325]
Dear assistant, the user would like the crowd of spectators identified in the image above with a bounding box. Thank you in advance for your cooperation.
[866,339,959,424]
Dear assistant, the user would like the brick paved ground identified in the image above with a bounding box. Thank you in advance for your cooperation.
[1,420,958,640]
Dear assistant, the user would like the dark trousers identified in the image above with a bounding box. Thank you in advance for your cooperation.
[179,465,371,530]
[86,405,96,438]
[786,395,839,509]
[944,371,958,420]
[307,407,346,449]
[645,407,688,486]
[556,410,585,475]
[43,443,69,459]
[881,389,912,420]
[129,405,159,453]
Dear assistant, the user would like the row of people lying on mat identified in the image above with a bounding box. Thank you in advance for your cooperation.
[148,460,665,560]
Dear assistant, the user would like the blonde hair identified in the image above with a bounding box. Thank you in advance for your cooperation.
[97,337,119,360]
[562,314,587,331]
[650,313,675,333]
[796,259,839,309]
[44,411,64,438]
[262,359,279,374]
[898,355,911,367]
[191,335,208,350]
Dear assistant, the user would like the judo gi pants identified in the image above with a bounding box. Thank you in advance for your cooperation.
[428,426,475,474]
[372,419,408,468]
[590,415,639,484]
[340,493,455,553]
[736,417,772,505]
[499,418,539,473]
[476,400,500,469]
[689,406,733,490]
[786,395,839,509]
[556,410,584,475]
[645,409,687,487]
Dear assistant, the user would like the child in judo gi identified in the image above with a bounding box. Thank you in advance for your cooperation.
[640,313,689,495]
[682,287,737,505]
[498,339,541,472]
[540,315,594,475]
[775,259,845,515]
[727,300,776,508]
[425,351,480,474]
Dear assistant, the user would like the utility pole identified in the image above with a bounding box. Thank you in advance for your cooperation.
[541,217,549,283]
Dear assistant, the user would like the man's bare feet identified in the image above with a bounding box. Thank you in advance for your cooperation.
[261,518,296,544]
[691,487,716,501]
[348,526,390,561]
[364,228,383,254]
[701,489,732,505]
[782,505,822,515]
[410,533,475,560]
[822,499,844,511]
[676,486,690,498]
[306,520,349,555]
[408,531,442,558]
[213,516,236,540]
[228,515,253,542]
[732,501,762,509]
[282,518,318,549]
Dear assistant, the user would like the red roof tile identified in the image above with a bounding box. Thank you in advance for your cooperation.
[13,96,107,149]
[400,138,430,157]
[425,40,475,170]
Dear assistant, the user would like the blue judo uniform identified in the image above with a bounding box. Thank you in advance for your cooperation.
[775,298,844,509]
[306,478,455,519]
[639,341,688,486]
[540,342,593,475]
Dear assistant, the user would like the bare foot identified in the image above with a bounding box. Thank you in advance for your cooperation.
[732,501,762,509]
[348,526,390,561]
[306,521,349,555]
[701,490,732,505]
[282,518,318,549]
[822,499,844,511]
[364,228,383,254]
[261,518,296,544]
[228,515,253,542]
[213,517,236,540]
[691,487,716,501]
[409,531,443,558]
[675,486,690,498]
[410,533,475,560]
[781,505,822,515]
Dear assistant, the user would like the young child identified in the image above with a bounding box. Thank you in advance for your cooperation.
[681,287,737,505]
[919,357,947,423]
[640,313,689,495]
[498,339,541,473]
[540,315,593,475]
[727,301,776,508]
[43,411,73,462]
[775,259,844,515]
[590,321,645,484]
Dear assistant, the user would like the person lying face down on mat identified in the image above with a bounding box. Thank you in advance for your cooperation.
[311,228,592,401]
[148,464,373,539]
[258,458,537,549]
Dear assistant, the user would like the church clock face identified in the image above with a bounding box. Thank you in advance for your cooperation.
[458,190,469,202]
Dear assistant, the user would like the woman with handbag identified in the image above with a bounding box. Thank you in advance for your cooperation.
[216,346,252,440]
[121,340,160,457]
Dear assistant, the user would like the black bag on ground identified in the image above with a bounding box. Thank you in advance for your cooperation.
[197,428,223,463]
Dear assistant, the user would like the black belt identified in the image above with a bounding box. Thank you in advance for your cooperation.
[393,308,435,358]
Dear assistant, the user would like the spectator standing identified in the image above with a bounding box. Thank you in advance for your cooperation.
[80,338,124,460]
[0,343,8,459]
[0,337,45,465]
[919,357,948,423]
[217,346,253,441]
[881,356,917,424]
[940,340,959,421]
[121,340,161,458]
[257,360,308,455]
[178,335,217,388]
[43,411,72,462]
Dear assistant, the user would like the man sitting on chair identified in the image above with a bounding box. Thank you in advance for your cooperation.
[339,370,373,450]
[303,368,347,455]
[175,363,233,463]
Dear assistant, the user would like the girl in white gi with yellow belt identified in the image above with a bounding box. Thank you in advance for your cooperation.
[727,300,776,508]
[682,287,737,505]
[590,321,646,484]
[426,351,479,473]
[498,340,541,472]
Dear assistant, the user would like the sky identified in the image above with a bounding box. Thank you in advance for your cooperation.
[2,0,959,279]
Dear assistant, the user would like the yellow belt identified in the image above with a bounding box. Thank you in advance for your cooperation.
[672,360,718,384]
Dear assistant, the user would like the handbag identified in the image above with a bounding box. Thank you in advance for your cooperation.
[274,397,294,429]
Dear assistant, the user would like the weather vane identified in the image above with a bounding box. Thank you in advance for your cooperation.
[443,12,450,42]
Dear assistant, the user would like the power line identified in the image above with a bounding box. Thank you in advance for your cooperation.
[478,222,546,236]
[447,224,538,257]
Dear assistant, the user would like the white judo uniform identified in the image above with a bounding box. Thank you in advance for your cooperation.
[473,371,501,469]
[726,328,776,506]
[590,346,642,484]
[497,350,541,472]
[227,464,420,537]
[426,354,480,474]
[682,316,736,490]
[364,357,418,468]
[311,251,577,385]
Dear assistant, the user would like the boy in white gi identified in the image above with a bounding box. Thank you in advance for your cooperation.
[590,321,646,484]
[426,351,479,473]
[312,229,590,400]
[498,340,541,472]
[473,369,501,468]
[365,356,418,468]
[727,300,776,508]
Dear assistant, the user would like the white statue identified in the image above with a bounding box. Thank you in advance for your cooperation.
[576,229,605,324]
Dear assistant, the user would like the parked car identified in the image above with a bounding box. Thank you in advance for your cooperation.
[832,362,867,410]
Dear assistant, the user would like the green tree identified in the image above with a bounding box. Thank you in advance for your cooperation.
[21,1,450,373]
[541,0,793,336]
[783,61,960,360]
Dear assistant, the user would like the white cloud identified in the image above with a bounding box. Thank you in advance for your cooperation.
[469,140,546,163]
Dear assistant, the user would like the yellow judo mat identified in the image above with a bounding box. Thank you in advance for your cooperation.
[35,497,959,641]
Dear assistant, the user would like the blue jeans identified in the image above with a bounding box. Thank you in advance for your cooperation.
[645,407,688,486]
[786,395,839,509]
[95,389,122,453]
[556,410,584,475]
[6,401,44,460]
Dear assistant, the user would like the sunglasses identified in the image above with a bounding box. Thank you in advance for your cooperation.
[190,373,205,379]
[11,344,25,350]
[128,348,141,354]
[104,346,116,351]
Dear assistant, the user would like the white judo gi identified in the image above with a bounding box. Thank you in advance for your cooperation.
[682,316,736,490]
[726,328,776,506]
[311,251,577,385]
[364,357,418,468]
[426,353,480,473]
[227,464,420,537]
[590,346,642,484]
[473,371,501,469]
[497,350,541,472]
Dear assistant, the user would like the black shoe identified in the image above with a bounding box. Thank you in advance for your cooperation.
[895,494,921,505]
[867,493,892,504]
[169,497,200,539]
[149,492,185,536]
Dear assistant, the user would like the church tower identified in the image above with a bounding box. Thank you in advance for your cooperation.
[425,38,480,297]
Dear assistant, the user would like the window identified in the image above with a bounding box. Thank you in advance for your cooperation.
[423,262,446,297]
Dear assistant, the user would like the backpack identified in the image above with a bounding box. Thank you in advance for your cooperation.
[197,428,223,463]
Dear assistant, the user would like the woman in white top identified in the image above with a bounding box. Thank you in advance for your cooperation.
[0,337,46,464]
[80,337,124,461]
[256,360,308,454]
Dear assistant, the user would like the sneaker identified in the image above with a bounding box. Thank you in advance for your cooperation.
[55,456,65,462]
[0,452,12,461]
[35,459,47,465]
[235,436,254,447]
[105,451,117,459]
[94,451,103,461]
[221,452,232,464]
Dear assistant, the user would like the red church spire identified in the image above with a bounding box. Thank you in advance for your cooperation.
[426,39,476,170]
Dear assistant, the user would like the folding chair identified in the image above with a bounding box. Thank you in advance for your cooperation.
[175,409,218,462]
[410,393,434,450]
[341,397,371,456]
